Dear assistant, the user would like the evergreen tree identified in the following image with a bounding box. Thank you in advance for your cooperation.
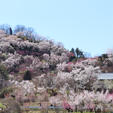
[70,48,75,56]
[9,27,12,35]
[75,48,84,59]
[23,70,32,80]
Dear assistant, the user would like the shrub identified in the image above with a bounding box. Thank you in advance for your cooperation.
[0,54,7,61]
[102,54,108,59]
[47,88,58,96]
[0,87,13,98]
[17,35,28,41]
[23,70,32,80]
[0,64,8,80]
[0,98,21,113]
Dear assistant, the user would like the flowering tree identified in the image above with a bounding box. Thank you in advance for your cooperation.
[64,90,113,111]
[55,60,100,91]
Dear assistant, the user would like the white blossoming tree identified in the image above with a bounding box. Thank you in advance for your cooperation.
[55,60,100,91]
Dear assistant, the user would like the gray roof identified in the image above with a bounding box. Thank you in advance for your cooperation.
[98,73,113,80]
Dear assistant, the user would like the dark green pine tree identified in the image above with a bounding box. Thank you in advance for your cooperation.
[75,48,84,59]
[23,70,32,80]
[9,27,12,35]
[70,48,75,56]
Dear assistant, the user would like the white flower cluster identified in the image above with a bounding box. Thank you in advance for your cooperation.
[0,34,69,66]
[57,62,74,71]
[59,53,69,63]
[0,30,7,38]
[13,40,39,51]
[49,96,63,105]
[37,87,46,93]
[10,80,36,95]
[72,65,99,81]
[29,58,49,71]
[50,53,69,65]
[0,34,69,74]
[43,54,50,61]
[2,54,22,68]
[50,43,68,55]
[108,54,113,63]
[49,53,60,65]
[0,39,14,53]
[55,72,73,84]
[38,40,51,51]
[48,89,113,110]
[67,90,113,110]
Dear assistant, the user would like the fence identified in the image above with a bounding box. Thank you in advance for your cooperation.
[22,105,113,113]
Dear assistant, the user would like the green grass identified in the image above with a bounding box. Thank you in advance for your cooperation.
[0,102,6,109]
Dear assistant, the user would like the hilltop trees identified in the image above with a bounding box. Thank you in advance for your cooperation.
[14,25,36,41]
[0,24,12,35]
[69,48,85,62]
[0,24,38,42]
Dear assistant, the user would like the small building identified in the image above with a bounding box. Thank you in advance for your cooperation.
[95,73,113,93]
[98,73,113,80]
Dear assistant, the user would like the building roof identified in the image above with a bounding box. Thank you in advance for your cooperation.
[98,73,113,80]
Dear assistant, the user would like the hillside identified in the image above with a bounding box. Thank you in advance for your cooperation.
[0,29,113,112]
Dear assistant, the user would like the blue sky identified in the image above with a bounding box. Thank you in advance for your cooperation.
[0,0,113,56]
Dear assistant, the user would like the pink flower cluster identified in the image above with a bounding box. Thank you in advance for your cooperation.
[62,100,73,110]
